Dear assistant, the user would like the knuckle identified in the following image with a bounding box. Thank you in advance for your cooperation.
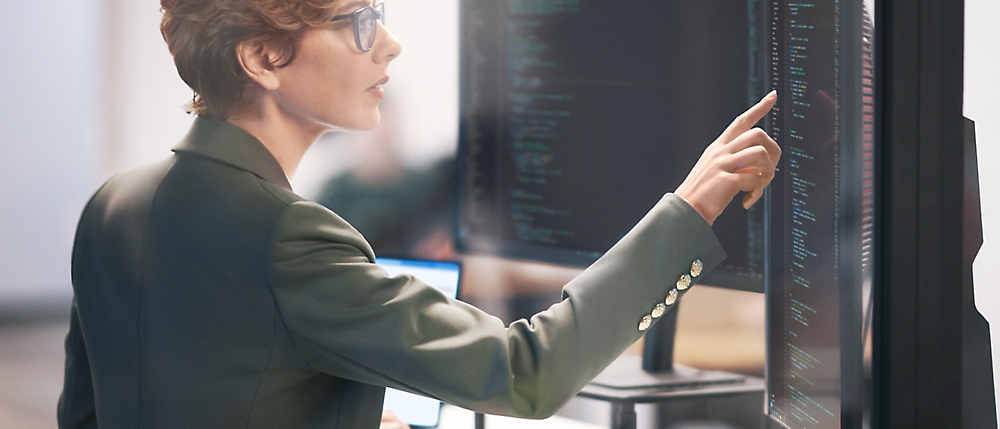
[733,114,748,127]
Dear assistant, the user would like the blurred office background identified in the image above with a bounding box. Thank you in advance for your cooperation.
[1,0,997,427]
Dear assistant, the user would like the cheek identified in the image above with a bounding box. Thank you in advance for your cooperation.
[289,61,380,129]
[273,31,382,130]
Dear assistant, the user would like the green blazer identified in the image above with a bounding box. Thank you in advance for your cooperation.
[58,118,725,428]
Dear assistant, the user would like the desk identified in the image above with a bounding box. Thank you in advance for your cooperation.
[436,364,763,429]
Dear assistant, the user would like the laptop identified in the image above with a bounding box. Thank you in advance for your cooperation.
[375,257,462,428]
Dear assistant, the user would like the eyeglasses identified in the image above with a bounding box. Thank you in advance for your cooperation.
[330,3,385,53]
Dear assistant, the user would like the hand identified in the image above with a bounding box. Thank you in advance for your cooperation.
[674,91,781,225]
[380,409,409,429]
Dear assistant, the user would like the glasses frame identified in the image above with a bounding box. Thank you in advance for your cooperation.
[330,3,385,53]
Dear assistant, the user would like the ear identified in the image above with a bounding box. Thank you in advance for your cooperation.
[235,39,281,91]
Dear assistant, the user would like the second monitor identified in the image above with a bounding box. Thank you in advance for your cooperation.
[457,0,769,291]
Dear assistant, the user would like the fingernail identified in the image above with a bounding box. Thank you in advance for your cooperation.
[767,90,777,99]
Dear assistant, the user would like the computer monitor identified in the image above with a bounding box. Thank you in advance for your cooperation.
[456,0,783,402]
[764,0,875,427]
[456,0,769,293]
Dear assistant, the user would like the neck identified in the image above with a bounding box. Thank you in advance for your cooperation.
[226,96,326,180]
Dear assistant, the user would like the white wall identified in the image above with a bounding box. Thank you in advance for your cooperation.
[965,0,1000,418]
[0,0,102,304]
[378,0,460,166]
[102,0,195,178]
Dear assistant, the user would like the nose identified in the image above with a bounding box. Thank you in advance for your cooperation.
[372,21,402,64]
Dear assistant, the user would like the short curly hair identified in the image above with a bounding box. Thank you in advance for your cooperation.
[160,0,340,120]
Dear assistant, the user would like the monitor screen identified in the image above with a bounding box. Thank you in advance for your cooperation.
[765,0,875,427]
[376,258,462,428]
[456,0,770,291]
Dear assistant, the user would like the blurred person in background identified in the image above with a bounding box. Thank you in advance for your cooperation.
[313,101,564,326]
[58,1,780,428]
[314,99,457,261]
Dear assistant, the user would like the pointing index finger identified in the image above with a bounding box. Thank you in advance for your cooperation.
[719,90,777,143]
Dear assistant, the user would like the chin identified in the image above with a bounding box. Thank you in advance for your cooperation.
[361,112,382,131]
[321,107,381,132]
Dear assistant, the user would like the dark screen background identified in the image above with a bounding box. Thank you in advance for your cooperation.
[458,0,765,288]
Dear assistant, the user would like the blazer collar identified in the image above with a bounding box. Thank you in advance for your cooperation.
[172,117,292,191]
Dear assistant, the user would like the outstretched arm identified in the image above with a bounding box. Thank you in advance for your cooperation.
[268,193,723,418]
[266,93,779,418]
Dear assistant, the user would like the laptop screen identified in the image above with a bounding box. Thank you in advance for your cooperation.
[375,258,461,428]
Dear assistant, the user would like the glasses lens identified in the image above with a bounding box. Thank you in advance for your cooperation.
[376,2,385,25]
[357,8,377,51]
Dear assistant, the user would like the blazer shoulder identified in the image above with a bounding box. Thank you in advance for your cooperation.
[268,199,376,263]
[95,157,176,197]
[81,157,178,228]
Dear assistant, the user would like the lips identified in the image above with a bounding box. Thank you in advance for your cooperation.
[368,75,389,99]
[371,75,390,90]
[367,76,389,100]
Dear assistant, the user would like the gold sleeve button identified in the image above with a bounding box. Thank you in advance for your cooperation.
[665,289,679,306]
[651,303,667,319]
[691,260,704,277]
[638,315,653,332]
[676,274,692,291]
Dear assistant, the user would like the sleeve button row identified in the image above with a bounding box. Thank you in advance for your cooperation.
[639,260,703,332]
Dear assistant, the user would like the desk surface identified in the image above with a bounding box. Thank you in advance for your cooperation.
[438,405,605,429]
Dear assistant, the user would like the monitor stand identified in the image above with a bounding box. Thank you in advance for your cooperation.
[961,117,997,428]
[579,302,762,429]
[589,305,745,389]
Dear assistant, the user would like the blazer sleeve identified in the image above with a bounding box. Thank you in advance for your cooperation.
[267,193,726,419]
[57,299,98,429]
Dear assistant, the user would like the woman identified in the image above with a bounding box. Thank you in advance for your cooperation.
[58,0,779,427]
